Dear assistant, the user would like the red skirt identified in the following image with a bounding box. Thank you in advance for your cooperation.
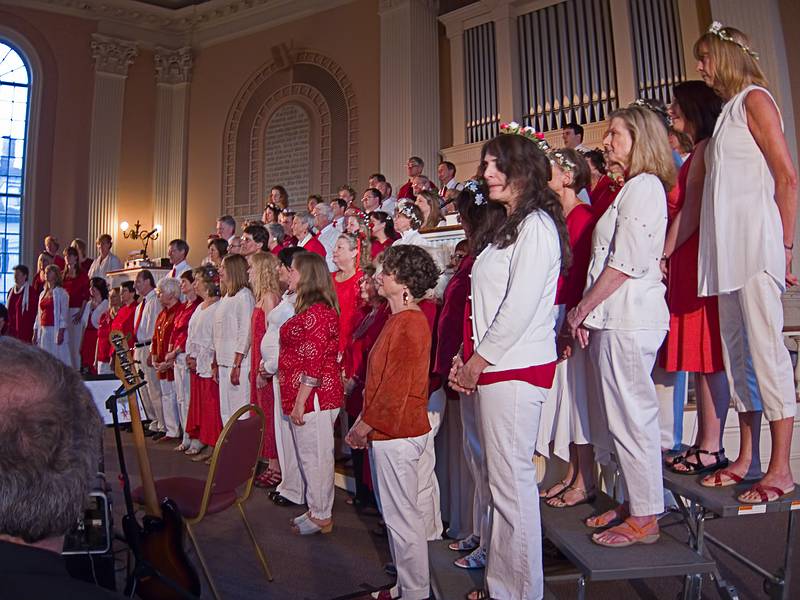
[80,325,99,373]
[193,374,223,447]
[251,378,278,460]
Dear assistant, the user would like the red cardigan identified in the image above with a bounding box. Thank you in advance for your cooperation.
[299,235,327,259]
[278,303,343,414]
[434,255,474,375]
[343,303,391,416]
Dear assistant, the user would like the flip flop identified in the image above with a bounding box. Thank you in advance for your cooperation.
[546,485,596,508]
[592,518,660,548]
[700,468,757,488]
[737,484,796,504]
[585,507,626,529]
[539,478,572,500]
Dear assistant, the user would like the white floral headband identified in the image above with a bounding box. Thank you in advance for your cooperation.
[463,179,485,206]
[708,21,759,60]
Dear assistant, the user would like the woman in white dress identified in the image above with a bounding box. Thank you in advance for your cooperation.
[450,130,570,600]
[567,106,676,547]
[693,23,797,502]
[212,254,255,426]
[34,264,71,365]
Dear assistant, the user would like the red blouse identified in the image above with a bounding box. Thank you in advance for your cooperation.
[300,235,327,259]
[278,303,343,415]
[589,174,622,221]
[151,303,181,381]
[434,255,474,375]
[170,298,202,352]
[111,302,137,345]
[62,271,89,309]
[95,311,113,364]
[39,295,55,327]
[555,203,595,309]
[370,237,393,259]
[333,270,362,355]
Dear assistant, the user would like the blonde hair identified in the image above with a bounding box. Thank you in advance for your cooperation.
[609,106,677,190]
[44,264,63,289]
[694,27,768,100]
[293,252,340,315]
[337,232,371,272]
[249,251,281,303]
[221,254,250,297]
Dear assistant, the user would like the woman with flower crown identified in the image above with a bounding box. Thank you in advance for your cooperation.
[450,127,570,600]
[392,202,428,248]
[692,24,796,503]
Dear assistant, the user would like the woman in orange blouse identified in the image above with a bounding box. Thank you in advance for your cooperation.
[278,251,343,535]
[346,245,440,600]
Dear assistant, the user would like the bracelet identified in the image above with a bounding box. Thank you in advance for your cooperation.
[300,374,320,387]
[785,244,794,251]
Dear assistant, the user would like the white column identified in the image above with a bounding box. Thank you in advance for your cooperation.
[87,34,137,249]
[152,47,193,258]
[379,0,440,188]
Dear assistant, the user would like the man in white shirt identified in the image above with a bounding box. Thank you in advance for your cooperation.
[376,180,397,214]
[133,270,165,437]
[216,215,237,244]
[87,234,123,280]
[437,161,462,197]
[562,121,589,153]
[330,198,347,230]
[361,188,382,213]
[314,203,339,272]
[166,239,191,279]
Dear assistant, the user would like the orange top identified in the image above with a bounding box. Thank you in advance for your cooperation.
[362,310,432,441]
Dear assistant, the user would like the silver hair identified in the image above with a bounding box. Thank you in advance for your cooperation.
[315,203,333,220]
[295,211,315,229]
[0,338,103,543]
[157,275,182,297]
[266,223,285,244]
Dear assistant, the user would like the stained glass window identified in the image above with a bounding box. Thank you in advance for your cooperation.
[0,41,29,298]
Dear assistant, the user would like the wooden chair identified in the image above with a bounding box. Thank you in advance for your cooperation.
[133,404,272,599]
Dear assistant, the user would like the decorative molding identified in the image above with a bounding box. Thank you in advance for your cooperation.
[154,46,193,84]
[90,33,138,76]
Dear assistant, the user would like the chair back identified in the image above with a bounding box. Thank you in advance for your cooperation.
[195,404,265,520]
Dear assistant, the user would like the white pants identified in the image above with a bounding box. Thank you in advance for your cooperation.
[590,329,666,516]
[418,386,445,541]
[174,355,192,444]
[718,272,796,421]
[66,307,82,369]
[218,362,251,426]
[159,378,180,438]
[652,366,688,451]
[37,326,72,366]
[460,390,490,547]
[371,435,431,600]
[135,346,164,431]
[478,380,545,600]
[275,379,306,504]
[290,404,338,520]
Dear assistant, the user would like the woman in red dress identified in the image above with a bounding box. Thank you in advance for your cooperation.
[248,251,282,487]
[95,287,123,375]
[369,211,397,259]
[661,81,729,475]
[332,233,368,358]
[79,277,110,374]
[279,252,343,535]
[62,247,90,369]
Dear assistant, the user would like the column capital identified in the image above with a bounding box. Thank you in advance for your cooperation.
[90,34,138,76]
[154,47,194,85]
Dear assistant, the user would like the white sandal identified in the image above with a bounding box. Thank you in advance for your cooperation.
[292,516,333,535]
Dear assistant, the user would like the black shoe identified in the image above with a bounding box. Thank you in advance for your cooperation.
[271,494,296,507]
[383,562,396,577]
[142,429,156,437]
[152,431,167,441]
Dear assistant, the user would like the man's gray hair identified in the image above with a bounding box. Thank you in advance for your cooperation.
[266,223,285,244]
[295,211,315,229]
[157,275,181,297]
[315,203,333,221]
[0,338,103,543]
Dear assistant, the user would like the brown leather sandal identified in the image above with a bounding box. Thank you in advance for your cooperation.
[592,518,660,548]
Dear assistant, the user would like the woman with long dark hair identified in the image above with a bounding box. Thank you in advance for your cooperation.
[450,130,570,600]
[369,211,397,259]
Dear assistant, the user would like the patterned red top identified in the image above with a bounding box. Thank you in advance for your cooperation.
[152,303,181,381]
[170,298,202,352]
[278,303,343,415]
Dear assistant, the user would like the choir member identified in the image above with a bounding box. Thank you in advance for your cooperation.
[150,277,183,442]
[266,223,286,255]
[87,234,123,280]
[166,239,191,279]
[212,254,255,426]
[269,185,289,209]
[79,277,109,374]
[241,225,270,262]
[133,270,164,436]
[96,285,125,375]
[248,251,282,487]
[292,212,327,258]
[6,265,35,343]
[62,247,89,369]
[278,209,296,245]
[450,131,569,599]
[262,202,281,225]
[346,244,440,600]
[70,238,94,274]
[185,266,223,462]
[206,238,228,268]
[279,252,343,534]
[34,264,71,365]
[566,106,676,546]
[43,235,65,269]
[167,271,202,452]
[332,233,367,357]
[369,211,396,259]
[32,252,52,299]
[392,203,427,247]
[694,24,796,502]
[415,190,446,230]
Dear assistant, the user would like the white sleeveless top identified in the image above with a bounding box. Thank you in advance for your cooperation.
[698,85,785,296]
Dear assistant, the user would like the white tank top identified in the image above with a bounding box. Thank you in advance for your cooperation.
[698,84,786,296]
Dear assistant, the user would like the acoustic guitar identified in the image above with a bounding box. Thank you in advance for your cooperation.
[110,330,201,599]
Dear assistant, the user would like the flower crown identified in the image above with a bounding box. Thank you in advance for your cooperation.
[499,121,544,142]
[708,21,759,60]
[263,202,280,213]
[463,178,486,206]
[500,121,574,171]
[630,98,673,128]
[396,201,423,228]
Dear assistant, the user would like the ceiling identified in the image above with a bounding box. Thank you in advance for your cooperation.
[129,0,213,8]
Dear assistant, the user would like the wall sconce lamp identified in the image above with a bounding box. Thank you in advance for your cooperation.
[120,220,162,259]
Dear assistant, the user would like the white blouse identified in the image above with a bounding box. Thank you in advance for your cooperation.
[698,85,786,296]
[471,210,561,370]
[187,301,220,378]
[260,292,297,376]
[582,173,669,331]
[392,229,429,248]
[212,288,255,366]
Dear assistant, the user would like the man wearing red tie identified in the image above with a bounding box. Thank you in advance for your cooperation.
[167,239,191,279]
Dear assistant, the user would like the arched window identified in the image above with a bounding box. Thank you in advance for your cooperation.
[0,41,29,297]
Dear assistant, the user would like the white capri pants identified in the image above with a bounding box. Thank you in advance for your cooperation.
[589,329,666,517]
[174,354,192,444]
[371,434,431,600]
[218,361,251,426]
[478,379,545,600]
[134,346,164,431]
[718,272,796,421]
[275,379,306,504]
[418,385,445,541]
[290,402,339,520]
[460,390,490,547]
